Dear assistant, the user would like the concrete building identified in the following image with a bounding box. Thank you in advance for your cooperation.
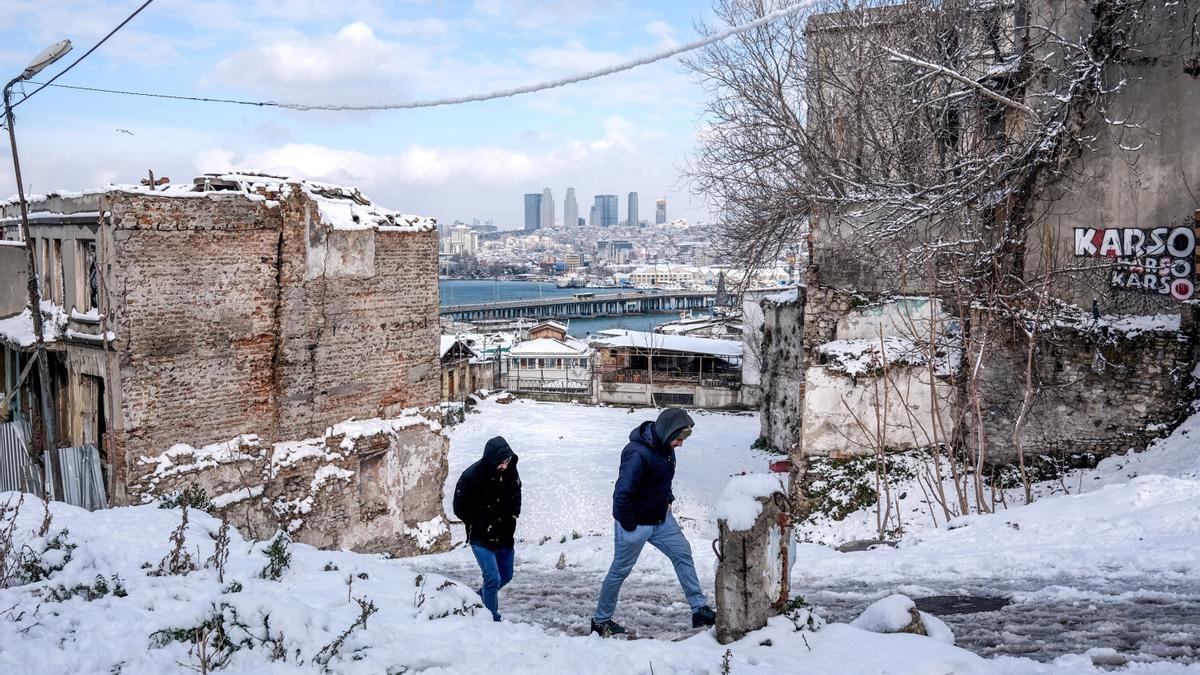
[0,174,450,556]
[795,1,1200,473]
[627,192,639,230]
[445,223,478,256]
[564,188,578,230]
[524,193,542,232]
[655,198,667,225]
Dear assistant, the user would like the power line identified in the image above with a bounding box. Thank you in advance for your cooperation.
[24,0,816,113]
[13,0,157,109]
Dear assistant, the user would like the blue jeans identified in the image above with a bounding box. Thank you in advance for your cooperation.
[471,544,514,621]
[593,512,707,622]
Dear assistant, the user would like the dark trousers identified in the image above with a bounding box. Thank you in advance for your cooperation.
[471,543,515,621]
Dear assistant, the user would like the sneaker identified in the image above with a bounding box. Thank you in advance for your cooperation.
[591,618,628,637]
[692,606,717,628]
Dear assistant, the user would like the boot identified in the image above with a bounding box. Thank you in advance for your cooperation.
[692,606,717,628]
[590,618,628,637]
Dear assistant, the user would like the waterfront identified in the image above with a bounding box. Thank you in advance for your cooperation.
[439,279,694,337]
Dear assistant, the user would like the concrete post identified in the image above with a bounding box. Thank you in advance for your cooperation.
[714,488,793,644]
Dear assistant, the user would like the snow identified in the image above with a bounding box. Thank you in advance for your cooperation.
[210,485,264,509]
[508,337,592,356]
[762,287,800,304]
[443,397,768,541]
[4,396,1200,672]
[0,300,67,348]
[591,329,743,358]
[816,333,961,377]
[715,473,786,531]
[851,594,955,645]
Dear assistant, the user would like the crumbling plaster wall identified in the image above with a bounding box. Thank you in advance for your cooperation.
[274,192,441,438]
[130,420,450,556]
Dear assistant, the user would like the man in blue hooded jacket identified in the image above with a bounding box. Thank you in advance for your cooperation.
[591,408,716,637]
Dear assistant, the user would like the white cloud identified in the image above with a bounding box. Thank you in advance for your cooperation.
[188,117,696,225]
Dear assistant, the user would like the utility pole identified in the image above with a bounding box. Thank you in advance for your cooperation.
[4,40,73,500]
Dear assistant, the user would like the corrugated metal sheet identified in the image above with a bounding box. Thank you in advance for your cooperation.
[0,419,42,495]
[51,445,108,511]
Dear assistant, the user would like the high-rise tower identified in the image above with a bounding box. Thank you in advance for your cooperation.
[594,195,618,228]
[627,192,639,228]
[540,187,555,229]
[655,198,667,225]
[524,193,542,232]
[564,188,578,228]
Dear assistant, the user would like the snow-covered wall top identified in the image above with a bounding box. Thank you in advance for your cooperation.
[3,172,436,234]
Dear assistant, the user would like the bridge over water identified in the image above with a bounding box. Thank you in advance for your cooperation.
[440,290,718,322]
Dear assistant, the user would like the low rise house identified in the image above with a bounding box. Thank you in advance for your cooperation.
[501,321,594,400]
[0,173,450,556]
[440,335,480,402]
[593,329,744,408]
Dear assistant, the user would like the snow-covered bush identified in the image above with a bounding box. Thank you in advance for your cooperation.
[259,532,291,581]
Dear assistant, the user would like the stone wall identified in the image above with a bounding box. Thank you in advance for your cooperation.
[970,308,1198,462]
[91,184,448,555]
[129,417,450,556]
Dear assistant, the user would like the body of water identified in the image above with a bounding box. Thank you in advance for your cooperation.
[439,279,693,337]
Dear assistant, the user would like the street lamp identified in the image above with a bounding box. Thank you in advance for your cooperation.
[5,39,73,500]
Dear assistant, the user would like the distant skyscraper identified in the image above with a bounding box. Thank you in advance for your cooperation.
[594,195,618,228]
[627,192,639,230]
[524,193,542,232]
[564,187,578,229]
[655,198,667,225]
[589,204,599,228]
[540,187,555,229]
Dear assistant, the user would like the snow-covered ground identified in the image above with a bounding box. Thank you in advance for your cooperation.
[2,396,1198,673]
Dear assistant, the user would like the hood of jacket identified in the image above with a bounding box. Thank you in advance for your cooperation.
[481,435,518,471]
[630,420,669,454]
[653,408,694,447]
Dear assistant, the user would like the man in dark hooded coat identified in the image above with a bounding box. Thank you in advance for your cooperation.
[453,435,521,622]
[591,408,716,636]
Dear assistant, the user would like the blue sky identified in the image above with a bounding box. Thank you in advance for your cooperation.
[0,0,721,228]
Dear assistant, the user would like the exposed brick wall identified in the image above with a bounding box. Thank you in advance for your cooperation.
[101,188,443,536]
[106,194,283,496]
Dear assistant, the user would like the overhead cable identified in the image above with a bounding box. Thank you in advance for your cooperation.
[14,0,158,108]
[27,0,816,112]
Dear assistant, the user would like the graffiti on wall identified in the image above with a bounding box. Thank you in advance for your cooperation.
[1073,225,1198,300]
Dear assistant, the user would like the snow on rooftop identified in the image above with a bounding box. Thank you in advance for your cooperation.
[508,337,591,356]
[440,335,480,359]
[592,329,743,358]
[0,301,67,348]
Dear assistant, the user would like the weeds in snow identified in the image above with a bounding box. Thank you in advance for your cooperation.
[258,532,291,581]
[313,596,379,671]
[205,521,231,584]
[152,504,197,577]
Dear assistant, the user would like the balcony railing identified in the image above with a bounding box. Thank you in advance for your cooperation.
[600,368,741,389]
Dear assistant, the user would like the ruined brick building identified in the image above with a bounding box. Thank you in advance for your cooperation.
[0,174,449,555]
